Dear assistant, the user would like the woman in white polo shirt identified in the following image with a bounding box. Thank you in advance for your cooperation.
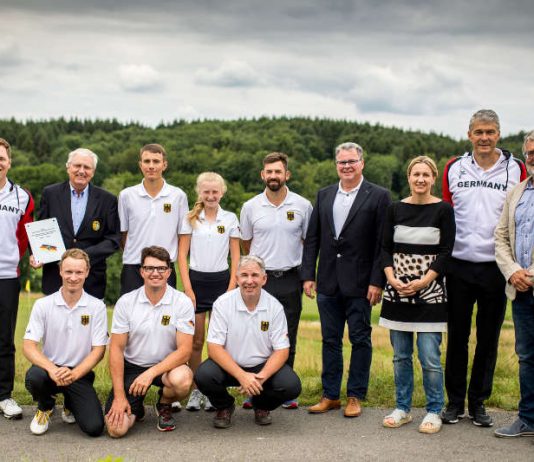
[179,172,241,411]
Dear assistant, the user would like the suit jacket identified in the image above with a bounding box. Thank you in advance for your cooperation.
[301,179,391,297]
[495,175,534,300]
[38,181,120,299]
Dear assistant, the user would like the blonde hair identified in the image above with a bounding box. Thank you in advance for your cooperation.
[187,172,227,228]
[406,156,438,179]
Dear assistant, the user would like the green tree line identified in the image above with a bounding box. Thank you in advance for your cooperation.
[2,116,527,303]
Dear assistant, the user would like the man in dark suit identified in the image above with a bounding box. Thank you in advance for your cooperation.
[30,148,120,299]
[302,142,391,418]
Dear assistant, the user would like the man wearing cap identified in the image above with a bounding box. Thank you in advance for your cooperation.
[240,152,312,409]
[105,246,194,436]
[442,109,527,427]
[118,143,188,296]
[493,130,534,438]
[30,148,120,300]
[195,255,302,428]
[0,138,34,421]
[23,249,108,436]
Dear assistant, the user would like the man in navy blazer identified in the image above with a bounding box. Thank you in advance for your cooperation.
[30,148,120,299]
[302,142,391,417]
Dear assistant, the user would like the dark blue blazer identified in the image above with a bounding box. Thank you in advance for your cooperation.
[301,179,391,297]
[37,181,120,299]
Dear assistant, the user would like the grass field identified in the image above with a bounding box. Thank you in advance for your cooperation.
[12,292,520,410]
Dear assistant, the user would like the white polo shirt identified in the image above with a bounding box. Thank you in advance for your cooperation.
[119,180,188,264]
[111,285,195,367]
[24,290,108,368]
[181,207,240,272]
[240,189,313,270]
[207,288,289,368]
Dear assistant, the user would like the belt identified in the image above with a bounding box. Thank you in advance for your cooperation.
[266,266,300,278]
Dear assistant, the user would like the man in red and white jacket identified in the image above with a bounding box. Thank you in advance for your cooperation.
[0,138,34,420]
[441,110,527,427]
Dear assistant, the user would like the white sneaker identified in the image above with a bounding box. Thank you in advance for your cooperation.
[61,407,76,424]
[203,395,215,412]
[186,389,202,411]
[0,398,23,420]
[171,401,182,412]
[30,409,53,435]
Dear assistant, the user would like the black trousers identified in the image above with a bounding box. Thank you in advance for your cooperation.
[25,365,104,437]
[264,268,302,368]
[104,360,164,418]
[120,264,177,296]
[445,258,507,408]
[195,359,301,410]
[0,278,20,400]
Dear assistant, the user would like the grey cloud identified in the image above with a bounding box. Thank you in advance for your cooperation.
[118,64,163,92]
[195,60,263,87]
[0,37,24,67]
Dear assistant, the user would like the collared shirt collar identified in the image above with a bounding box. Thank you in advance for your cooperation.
[139,179,169,198]
[261,187,294,207]
[236,289,268,312]
[53,289,89,310]
[139,284,172,308]
[198,206,223,222]
[337,176,363,195]
[69,183,89,197]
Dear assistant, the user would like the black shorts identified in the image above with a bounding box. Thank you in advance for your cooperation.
[190,269,229,313]
[104,360,164,418]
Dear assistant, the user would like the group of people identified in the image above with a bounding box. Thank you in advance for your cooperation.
[0,108,532,441]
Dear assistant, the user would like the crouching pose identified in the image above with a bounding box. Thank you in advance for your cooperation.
[23,249,108,436]
[195,255,301,428]
[105,246,194,437]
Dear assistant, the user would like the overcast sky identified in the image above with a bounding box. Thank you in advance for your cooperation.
[1,0,532,139]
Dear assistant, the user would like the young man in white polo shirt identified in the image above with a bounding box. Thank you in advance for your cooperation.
[23,249,108,436]
[0,138,34,421]
[195,255,302,428]
[105,246,194,437]
[118,144,188,296]
[240,152,312,409]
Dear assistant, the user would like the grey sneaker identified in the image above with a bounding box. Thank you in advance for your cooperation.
[61,407,76,424]
[495,418,534,438]
[203,395,215,412]
[186,389,202,411]
[0,398,23,420]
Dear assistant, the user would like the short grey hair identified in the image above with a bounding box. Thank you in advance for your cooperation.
[66,148,98,170]
[469,109,500,132]
[523,130,534,154]
[238,255,266,274]
[334,142,364,160]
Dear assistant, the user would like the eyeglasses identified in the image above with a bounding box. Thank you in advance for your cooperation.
[141,265,169,274]
[524,151,534,160]
[335,159,361,166]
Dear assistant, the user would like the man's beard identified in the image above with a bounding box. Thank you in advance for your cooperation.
[265,180,284,192]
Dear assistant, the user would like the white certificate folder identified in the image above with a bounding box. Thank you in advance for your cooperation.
[25,218,67,264]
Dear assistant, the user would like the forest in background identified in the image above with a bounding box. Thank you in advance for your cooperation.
[2,116,527,303]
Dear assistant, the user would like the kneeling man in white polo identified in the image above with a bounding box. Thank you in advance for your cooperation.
[195,255,301,428]
[105,246,194,437]
[23,249,108,436]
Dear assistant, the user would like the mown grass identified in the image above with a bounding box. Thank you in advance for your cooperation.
[12,292,519,410]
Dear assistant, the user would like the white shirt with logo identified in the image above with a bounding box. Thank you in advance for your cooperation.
[181,207,240,272]
[240,189,312,270]
[207,288,289,368]
[111,285,195,367]
[119,180,188,264]
[24,290,108,367]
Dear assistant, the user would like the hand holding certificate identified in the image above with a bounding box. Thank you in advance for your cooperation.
[25,218,67,264]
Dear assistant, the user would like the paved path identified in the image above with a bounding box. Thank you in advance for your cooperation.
[0,406,532,461]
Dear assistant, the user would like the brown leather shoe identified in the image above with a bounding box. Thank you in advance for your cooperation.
[308,397,341,414]
[344,397,362,418]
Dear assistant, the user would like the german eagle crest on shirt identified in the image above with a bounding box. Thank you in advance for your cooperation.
[163,203,171,213]
[260,321,269,331]
[81,315,90,326]
[161,315,171,326]
[286,211,295,221]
